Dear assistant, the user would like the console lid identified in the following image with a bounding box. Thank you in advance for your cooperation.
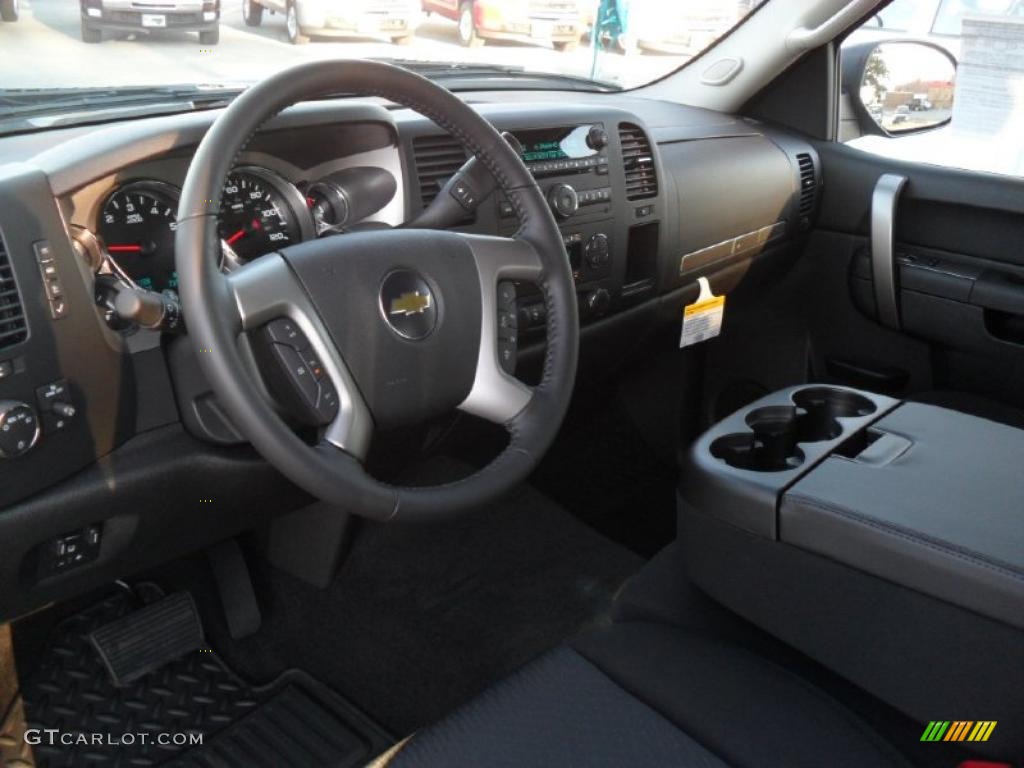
[781,403,1024,629]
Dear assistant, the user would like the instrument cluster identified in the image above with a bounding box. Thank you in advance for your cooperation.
[95,166,312,294]
[80,162,397,335]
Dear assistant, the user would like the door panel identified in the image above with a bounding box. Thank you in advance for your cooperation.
[808,140,1024,411]
[815,142,1024,265]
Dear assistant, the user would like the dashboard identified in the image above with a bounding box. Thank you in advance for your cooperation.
[0,91,819,621]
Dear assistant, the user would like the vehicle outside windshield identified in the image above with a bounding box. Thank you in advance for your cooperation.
[0,1,764,101]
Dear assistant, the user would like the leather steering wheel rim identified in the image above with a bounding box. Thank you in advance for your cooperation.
[175,60,579,522]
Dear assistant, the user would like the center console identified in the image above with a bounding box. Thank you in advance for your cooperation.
[497,123,622,329]
[405,109,668,343]
[680,386,1024,760]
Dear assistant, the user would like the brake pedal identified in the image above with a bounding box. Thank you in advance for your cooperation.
[89,591,204,687]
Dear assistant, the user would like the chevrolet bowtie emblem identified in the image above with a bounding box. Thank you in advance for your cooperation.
[381,271,437,340]
[389,291,432,317]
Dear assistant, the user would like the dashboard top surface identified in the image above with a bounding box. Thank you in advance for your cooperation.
[0,92,758,193]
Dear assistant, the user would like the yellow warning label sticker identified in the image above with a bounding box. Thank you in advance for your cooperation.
[680,278,725,348]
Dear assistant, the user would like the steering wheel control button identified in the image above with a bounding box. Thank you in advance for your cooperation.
[275,344,319,403]
[498,287,518,340]
[255,320,337,426]
[498,340,517,375]
[496,280,519,375]
[498,281,517,309]
[300,349,326,381]
[316,379,340,422]
[380,270,438,341]
[265,318,308,350]
[0,401,41,458]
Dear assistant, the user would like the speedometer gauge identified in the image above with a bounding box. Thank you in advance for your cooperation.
[98,181,179,293]
[217,168,305,263]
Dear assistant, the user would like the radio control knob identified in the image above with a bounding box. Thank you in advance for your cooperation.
[0,401,41,458]
[548,183,579,219]
[586,126,609,150]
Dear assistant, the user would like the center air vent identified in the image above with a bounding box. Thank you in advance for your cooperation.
[796,152,818,225]
[619,123,658,201]
[412,134,467,208]
[0,233,28,351]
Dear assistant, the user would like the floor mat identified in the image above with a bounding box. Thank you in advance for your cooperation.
[2,623,34,768]
[531,394,678,557]
[157,462,644,736]
[17,589,390,768]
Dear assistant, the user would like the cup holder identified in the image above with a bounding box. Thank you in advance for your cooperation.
[711,406,807,472]
[792,387,877,441]
[709,389,879,473]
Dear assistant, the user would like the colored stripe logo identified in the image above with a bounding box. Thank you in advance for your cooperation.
[920,721,997,742]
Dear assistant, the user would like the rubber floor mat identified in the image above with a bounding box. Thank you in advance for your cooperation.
[18,588,391,767]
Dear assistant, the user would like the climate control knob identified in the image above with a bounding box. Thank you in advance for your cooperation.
[0,401,41,459]
[548,183,579,219]
[585,288,611,317]
[585,233,611,269]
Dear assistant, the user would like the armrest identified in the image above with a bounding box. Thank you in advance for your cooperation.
[780,403,1024,629]
[971,270,1024,316]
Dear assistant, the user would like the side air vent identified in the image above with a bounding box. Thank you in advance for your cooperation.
[796,152,818,223]
[0,234,28,351]
[412,134,467,208]
[619,123,658,201]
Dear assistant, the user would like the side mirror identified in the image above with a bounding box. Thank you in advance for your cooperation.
[841,40,957,138]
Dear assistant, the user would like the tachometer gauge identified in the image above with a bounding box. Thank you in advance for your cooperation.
[217,168,308,263]
[98,181,179,293]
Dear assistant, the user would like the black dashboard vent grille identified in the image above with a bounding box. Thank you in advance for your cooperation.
[412,134,467,208]
[796,152,818,218]
[0,234,28,351]
[619,123,658,201]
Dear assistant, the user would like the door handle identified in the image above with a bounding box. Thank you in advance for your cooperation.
[870,174,908,330]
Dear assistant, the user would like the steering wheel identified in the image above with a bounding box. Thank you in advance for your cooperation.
[175,60,579,522]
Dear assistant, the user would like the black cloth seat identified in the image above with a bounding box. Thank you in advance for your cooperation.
[381,622,910,768]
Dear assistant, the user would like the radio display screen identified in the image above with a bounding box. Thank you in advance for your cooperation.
[517,126,597,163]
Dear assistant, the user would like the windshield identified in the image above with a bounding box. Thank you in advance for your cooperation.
[0,0,764,99]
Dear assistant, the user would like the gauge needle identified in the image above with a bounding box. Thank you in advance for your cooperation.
[108,244,143,253]
[225,229,246,246]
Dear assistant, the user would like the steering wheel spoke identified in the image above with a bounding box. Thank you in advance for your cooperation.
[226,254,374,459]
[458,234,543,425]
